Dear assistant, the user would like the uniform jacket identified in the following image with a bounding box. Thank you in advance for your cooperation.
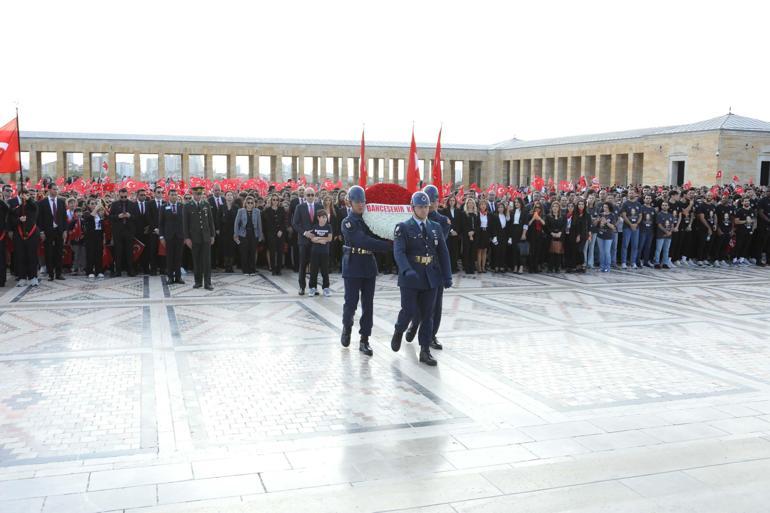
[341,213,392,279]
[393,217,452,290]
[183,200,216,243]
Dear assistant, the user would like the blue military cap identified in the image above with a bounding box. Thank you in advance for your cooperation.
[411,191,430,207]
[348,185,366,204]
[423,185,439,202]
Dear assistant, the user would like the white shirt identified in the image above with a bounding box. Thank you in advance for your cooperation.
[480,213,488,228]
[498,213,507,229]
[49,198,58,228]
[513,209,521,225]
[94,214,102,231]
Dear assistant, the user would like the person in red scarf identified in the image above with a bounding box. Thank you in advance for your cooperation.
[12,189,40,287]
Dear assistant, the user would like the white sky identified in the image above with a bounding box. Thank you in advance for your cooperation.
[3,0,768,145]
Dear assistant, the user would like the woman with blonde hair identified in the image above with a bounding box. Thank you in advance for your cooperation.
[476,199,491,273]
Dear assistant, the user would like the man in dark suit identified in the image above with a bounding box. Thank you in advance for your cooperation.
[149,186,165,275]
[183,186,216,290]
[134,189,153,274]
[109,188,139,277]
[291,187,322,295]
[208,184,225,269]
[159,189,184,284]
[37,183,68,281]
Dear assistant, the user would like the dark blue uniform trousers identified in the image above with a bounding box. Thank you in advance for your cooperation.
[410,284,443,337]
[343,277,377,337]
[396,287,437,348]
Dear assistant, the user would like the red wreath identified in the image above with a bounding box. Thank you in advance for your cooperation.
[364,183,411,205]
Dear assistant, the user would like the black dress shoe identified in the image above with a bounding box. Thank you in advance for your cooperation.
[359,338,373,356]
[128,273,137,277]
[419,350,437,366]
[405,324,417,343]
[340,326,351,347]
[430,337,443,350]
[204,285,214,291]
[177,278,186,285]
[298,289,305,296]
[56,275,65,280]
[391,331,403,352]
[193,283,202,289]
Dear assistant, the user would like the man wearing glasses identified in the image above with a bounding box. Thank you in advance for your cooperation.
[291,187,323,295]
[183,186,216,290]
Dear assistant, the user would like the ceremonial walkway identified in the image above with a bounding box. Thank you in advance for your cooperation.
[1,267,769,512]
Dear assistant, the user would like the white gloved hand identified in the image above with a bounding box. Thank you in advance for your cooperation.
[492,236,498,245]
[507,237,512,245]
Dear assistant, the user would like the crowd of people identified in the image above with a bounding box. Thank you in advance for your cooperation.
[0,177,768,289]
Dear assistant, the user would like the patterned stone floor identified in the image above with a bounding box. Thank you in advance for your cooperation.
[1,266,769,513]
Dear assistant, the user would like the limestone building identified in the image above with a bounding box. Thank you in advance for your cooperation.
[16,112,770,187]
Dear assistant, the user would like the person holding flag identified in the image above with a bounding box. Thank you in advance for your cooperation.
[11,188,40,287]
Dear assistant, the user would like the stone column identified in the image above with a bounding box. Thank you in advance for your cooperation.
[333,157,340,182]
[82,151,92,180]
[56,150,66,178]
[353,157,360,184]
[311,157,319,183]
[227,153,236,179]
[532,158,543,179]
[107,152,117,181]
[341,157,349,185]
[157,152,165,180]
[568,156,582,181]
[28,149,40,182]
[181,153,190,181]
[599,155,612,185]
[290,156,298,181]
[544,157,555,182]
[557,157,568,182]
[372,158,379,183]
[611,153,629,185]
[133,153,141,179]
[297,156,305,182]
[461,160,470,187]
[249,155,258,179]
[271,155,280,182]
[390,158,399,184]
[322,156,329,181]
[522,159,531,186]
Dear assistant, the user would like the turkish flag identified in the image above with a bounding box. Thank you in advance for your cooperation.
[716,169,723,180]
[358,130,367,187]
[732,175,740,184]
[0,117,20,174]
[406,129,420,193]
[432,128,443,200]
[131,238,145,263]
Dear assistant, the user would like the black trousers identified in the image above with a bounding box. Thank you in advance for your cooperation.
[696,229,715,261]
[309,251,330,289]
[191,240,212,286]
[137,233,151,273]
[297,244,311,289]
[15,232,39,280]
[85,232,104,275]
[165,237,184,281]
[149,233,164,274]
[462,236,475,272]
[0,238,6,285]
[239,235,257,274]
[268,239,283,273]
[113,231,134,275]
[44,230,64,277]
[754,227,770,261]
[447,235,460,272]
[735,229,753,259]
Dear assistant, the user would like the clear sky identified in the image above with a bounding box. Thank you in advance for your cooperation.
[3,0,768,145]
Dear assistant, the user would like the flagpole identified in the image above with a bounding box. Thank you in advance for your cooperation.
[15,106,24,189]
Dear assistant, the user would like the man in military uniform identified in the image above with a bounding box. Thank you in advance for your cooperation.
[340,185,392,356]
[183,185,216,290]
[391,191,452,366]
[404,185,451,350]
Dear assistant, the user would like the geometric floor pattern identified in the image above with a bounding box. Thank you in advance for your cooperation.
[1,266,770,513]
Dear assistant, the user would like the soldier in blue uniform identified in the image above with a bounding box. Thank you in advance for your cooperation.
[341,186,393,356]
[404,185,451,350]
[390,191,452,366]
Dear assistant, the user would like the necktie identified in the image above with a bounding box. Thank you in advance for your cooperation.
[421,222,427,238]
[140,202,144,215]
[309,204,314,222]
[173,204,177,214]
[52,199,57,217]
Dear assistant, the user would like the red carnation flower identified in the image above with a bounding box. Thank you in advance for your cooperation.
[365,183,411,205]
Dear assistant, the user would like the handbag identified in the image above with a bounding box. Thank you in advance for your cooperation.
[517,240,529,257]
[549,240,564,254]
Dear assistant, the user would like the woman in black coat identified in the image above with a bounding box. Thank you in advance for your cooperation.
[545,201,566,272]
[440,195,463,273]
[219,191,239,273]
[527,202,546,273]
[489,201,512,273]
[509,196,529,274]
[565,199,590,273]
[461,197,478,274]
[262,193,287,275]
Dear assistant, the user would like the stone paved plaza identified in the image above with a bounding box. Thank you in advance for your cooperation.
[1,267,769,512]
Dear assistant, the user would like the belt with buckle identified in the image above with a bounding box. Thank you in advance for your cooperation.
[410,255,434,264]
[344,246,372,255]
